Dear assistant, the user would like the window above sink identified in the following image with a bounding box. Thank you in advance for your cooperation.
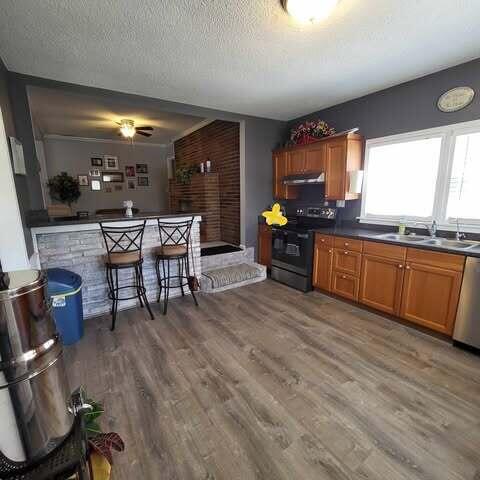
[360,119,480,234]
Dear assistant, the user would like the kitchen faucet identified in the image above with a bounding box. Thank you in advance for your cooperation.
[415,220,437,237]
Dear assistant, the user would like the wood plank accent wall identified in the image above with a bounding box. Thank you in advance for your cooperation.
[174,120,240,245]
[169,174,220,243]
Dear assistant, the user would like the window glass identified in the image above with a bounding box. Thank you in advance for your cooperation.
[364,137,442,218]
[446,132,480,221]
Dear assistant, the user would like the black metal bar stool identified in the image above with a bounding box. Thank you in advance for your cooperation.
[155,217,199,314]
[100,221,154,330]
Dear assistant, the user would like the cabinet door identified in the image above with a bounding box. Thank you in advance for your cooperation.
[287,150,305,174]
[325,139,347,200]
[257,224,272,268]
[399,262,463,335]
[331,272,359,301]
[333,249,362,277]
[359,254,405,316]
[304,144,325,173]
[313,244,333,291]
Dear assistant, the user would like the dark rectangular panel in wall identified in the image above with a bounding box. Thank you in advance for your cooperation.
[174,120,240,245]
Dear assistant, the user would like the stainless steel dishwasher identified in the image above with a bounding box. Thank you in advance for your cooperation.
[453,256,480,349]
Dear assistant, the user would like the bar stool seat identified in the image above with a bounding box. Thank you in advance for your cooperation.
[154,245,188,257]
[107,251,142,265]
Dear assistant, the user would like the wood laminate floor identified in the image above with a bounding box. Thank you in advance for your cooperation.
[65,279,480,479]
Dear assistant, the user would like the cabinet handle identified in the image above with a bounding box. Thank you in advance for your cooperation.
[341,275,346,279]
[329,249,333,253]
[398,264,403,269]
[344,251,348,254]
[405,265,411,270]
[344,242,349,246]
[320,239,325,243]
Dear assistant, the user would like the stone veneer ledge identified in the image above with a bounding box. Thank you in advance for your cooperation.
[31,216,201,318]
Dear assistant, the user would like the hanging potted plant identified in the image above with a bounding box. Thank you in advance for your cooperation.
[47,172,81,206]
[83,394,125,480]
[175,165,196,185]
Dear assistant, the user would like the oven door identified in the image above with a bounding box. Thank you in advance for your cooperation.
[271,228,312,276]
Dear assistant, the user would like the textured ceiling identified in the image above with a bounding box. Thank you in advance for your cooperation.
[28,86,205,143]
[1,0,480,120]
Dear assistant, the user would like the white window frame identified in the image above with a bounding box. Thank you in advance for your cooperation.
[360,118,480,234]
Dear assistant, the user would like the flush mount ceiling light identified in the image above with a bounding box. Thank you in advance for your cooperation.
[282,0,338,23]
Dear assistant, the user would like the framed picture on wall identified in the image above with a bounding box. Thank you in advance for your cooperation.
[114,184,123,192]
[125,165,135,177]
[136,163,148,174]
[89,169,101,177]
[102,172,124,183]
[104,155,118,170]
[137,176,149,187]
[127,180,136,190]
[91,156,103,167]
[91,179,101,191]
[78,175,89,186]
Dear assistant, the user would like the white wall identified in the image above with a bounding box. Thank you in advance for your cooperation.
[43,137,169,214]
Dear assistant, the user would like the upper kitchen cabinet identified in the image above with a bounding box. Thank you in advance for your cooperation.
[272,132,363,201]
[325,134,363,200]
[273,151,298,200]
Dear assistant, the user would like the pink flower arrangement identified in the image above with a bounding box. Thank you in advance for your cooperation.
[290,119,335,145]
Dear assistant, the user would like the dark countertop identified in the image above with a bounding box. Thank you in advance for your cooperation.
[312,226,480,258]
[28,211,202,228]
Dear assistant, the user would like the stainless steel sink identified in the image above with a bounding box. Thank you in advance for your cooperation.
[422,238,480,249]
[375,233,480,250]
[375,233,428,242]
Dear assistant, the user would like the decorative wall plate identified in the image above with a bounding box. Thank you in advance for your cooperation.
[437,86,475,113]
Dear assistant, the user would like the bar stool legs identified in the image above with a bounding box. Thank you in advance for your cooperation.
[106,261,154,331]
[155,255,198,315]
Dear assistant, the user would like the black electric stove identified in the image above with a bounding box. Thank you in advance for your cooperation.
[271,206,337,292]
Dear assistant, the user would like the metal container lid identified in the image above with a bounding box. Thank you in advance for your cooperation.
[0,269,46,301]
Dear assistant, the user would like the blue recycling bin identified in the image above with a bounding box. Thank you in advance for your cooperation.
[47,268,84,345]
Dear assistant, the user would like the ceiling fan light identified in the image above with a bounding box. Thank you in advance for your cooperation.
[283,0,338,22]
[119,119,135,138]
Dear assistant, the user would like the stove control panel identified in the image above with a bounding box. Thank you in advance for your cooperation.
[296,207,336,219]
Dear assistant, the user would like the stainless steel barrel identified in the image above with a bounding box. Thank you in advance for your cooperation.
[0,269,73,465]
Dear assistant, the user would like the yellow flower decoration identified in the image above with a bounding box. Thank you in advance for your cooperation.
[262,203,288,226]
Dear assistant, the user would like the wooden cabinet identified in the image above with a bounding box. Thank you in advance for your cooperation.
[272,132,363,201]
[359,242,407,316]
[333,249,362,277]
[312,235,466,336]
[304,144,325,173]
[360,255,405,315]
[325,136,363,200]
[399,250,465,335]
[313,238,333,291]
[257,224,272,268]
[273,152,297,200]
[331,272,359,301]
[286,150,305,174]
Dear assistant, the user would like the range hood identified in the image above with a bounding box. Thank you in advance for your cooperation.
[283,172,325,185]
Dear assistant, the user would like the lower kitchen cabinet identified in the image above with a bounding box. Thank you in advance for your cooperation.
[400,261,463,335]
[257,223,272,268]
[333,249,362,276]
[359,254,405,316]
[331,271,359,301]
[313,243,333,291]
[313,235,466,336]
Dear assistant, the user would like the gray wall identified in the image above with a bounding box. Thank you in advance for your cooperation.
[43,138,169,214]
[8,72,287,247]
[0,58,36,255]
[289,58,480,221]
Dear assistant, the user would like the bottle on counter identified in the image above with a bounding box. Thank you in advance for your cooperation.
[398,217,407,235]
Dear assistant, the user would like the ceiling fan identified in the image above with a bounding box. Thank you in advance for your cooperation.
[117,119,153,138]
